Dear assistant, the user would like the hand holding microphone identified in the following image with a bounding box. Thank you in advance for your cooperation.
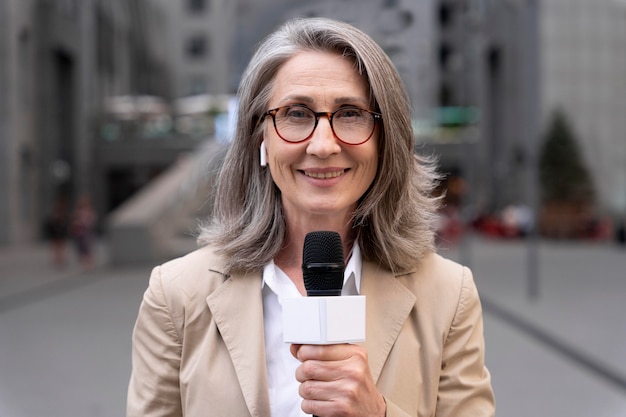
[290,343,386,417]
[289,231,385,417]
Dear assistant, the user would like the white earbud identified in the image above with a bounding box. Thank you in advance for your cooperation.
[260,141,267,167]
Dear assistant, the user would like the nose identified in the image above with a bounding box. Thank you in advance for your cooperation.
[306,115,341,158]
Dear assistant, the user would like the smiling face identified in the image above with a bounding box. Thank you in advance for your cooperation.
[262,50,379,230]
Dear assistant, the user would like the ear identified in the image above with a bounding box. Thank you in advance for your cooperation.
[260,140,267,167]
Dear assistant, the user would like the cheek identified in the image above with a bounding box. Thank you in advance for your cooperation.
[361,145,379,177]
[266,143,300,181]
[363,153,380,190]
[269,161,292,186]
[364,161,378,188]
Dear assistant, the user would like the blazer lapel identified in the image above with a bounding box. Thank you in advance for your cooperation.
[206,271,270,417]
[361,261,416,383]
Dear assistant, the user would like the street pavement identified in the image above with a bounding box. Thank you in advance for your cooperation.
[1,235,625,417]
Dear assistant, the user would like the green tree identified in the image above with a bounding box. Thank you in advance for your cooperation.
[539,109,595,204]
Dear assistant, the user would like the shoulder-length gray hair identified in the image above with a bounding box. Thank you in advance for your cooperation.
[198,17,440,274]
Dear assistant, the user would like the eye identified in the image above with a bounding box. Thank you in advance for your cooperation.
[336,107,367,121]
[283,106,314,120]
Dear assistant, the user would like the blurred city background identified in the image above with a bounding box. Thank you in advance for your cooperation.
[1,0,625,416]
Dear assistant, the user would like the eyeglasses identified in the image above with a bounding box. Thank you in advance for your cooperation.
[262,105,382,145]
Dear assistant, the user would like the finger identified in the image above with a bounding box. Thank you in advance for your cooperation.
[299,382,356,417]
[301,397,351,417]
[290,343,302,359]
[296,343,356,361]
[299,377,358,401]
[295,354,367,384]
[295,358,328,383]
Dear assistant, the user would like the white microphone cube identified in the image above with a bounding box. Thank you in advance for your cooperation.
[282,296,366,344]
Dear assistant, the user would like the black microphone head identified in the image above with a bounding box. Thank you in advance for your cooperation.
[302,231,345,296]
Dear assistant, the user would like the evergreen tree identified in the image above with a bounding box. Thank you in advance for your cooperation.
[539,109,595,204]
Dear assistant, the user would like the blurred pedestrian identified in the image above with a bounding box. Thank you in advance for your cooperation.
[616,217,626,245]
[70,193,97,270]
[45,194,69,268]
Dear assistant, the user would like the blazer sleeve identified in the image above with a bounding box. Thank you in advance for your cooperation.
[127,266,183,417]
[436,266,495,417]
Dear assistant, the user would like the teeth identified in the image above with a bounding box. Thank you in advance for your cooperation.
[304,170,344,179]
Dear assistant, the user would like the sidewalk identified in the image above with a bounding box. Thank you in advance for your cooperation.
[442,236,626,416]
[0,241,150,417]
[1,237,626,416]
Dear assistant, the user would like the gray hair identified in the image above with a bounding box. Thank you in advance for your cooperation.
[198,17,440,274]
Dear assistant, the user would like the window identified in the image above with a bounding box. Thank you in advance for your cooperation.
[188,76,208,96]
[439,43,453,70]
[439,3,453,27]
[186,35,208,59]
[96,7,114,75]
[188,0,206,14]
[383,0,399,8]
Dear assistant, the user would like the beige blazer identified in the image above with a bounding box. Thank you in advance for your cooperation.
[127,245,495,417]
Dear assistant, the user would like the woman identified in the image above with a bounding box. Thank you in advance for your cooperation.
[127,17,495,417]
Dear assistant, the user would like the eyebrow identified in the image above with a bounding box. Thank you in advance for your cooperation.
[280,95,370,107]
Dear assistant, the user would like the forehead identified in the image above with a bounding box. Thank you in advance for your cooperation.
[269,50,370,106]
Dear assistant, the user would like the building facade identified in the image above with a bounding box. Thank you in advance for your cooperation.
[432,0,541,217]
[435,0,626,220]
[0,0,171,245]
[3,0,624,246]
[158,0,237,98]
[541,0,626,217]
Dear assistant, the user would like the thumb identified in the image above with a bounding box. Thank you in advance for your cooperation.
[290,344,303,360]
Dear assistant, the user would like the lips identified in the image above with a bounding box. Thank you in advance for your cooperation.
[303,170,346,179]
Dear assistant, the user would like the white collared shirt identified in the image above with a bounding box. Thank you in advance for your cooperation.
[261,243,362,417]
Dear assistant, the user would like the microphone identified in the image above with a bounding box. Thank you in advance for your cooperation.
[282,231,364,345]
[301,231,347,417]
[302,231,345,297]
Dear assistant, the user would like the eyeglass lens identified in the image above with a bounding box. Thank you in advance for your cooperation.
[273,106,376,144]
